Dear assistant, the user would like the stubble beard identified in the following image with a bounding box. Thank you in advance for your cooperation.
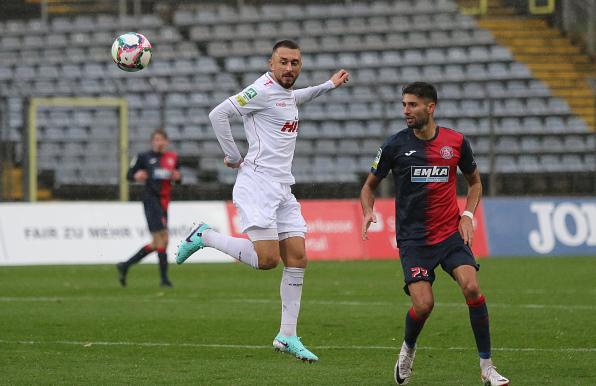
[407,115,429,131]
[278,72,298,89]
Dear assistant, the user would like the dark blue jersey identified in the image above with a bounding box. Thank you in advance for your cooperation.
[371,126,476,247]
[128,150,179,210]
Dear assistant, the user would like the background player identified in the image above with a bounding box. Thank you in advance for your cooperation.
[176,40,349,362]
[117,129,181,288]
[360,82,509,385]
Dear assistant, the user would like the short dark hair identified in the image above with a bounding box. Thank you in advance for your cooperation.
[151,128,168,140]
[402,82,438,104]
[272,39,300,55]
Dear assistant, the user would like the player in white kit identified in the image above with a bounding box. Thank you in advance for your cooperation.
[176,40,349,362]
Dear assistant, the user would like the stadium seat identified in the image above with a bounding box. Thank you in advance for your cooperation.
[526,98,549,115]
[518,154,541,173]
[520,136,542,152]
[338,139,362,154]
[540,154,562,172]
[314,140,336,154]
[547,98,571,114]
[295,140,314,155]
[541,136,563,151]
[496,137,520,153]
[463,83,486,98]
[495,155,517,173]
[318,121,342,138]
[425,48,446,64]
[0,66,12,81]
[563,135,586,152]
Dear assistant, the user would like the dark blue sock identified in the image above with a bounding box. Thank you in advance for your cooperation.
[125,244,154,267]
[467,294,491,359]
[404,307,427,348]
[157,248,168,282]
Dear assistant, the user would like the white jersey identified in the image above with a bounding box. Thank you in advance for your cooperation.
[209,72,334,184]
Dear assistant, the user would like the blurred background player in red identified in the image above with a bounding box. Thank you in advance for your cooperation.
[117,129,181,287]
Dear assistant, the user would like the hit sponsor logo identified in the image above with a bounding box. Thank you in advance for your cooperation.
[280,121,299,133]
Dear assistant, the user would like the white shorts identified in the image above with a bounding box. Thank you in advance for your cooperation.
[233,166,307,238]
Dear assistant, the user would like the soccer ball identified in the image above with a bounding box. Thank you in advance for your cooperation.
[111,32,152,72]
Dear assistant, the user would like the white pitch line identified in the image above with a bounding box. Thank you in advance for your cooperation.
[1,295,595,311]
[227,299,596,311]
[0,339,594,353]
[0,296,182,303]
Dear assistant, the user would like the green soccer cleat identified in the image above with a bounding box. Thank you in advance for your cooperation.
[176,223,210,264]
[273,333,319,363]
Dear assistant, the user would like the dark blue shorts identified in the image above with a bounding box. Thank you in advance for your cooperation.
[399,232,479,295]
[144,197,167,233]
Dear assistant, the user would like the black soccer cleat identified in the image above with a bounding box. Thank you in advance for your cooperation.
[116,262,127,287]
[160,279,173,288]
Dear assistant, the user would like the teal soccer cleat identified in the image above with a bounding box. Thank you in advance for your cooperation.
[273,333,319,363]
[176,223,211,264]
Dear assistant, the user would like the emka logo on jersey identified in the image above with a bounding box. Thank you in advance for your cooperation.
[153,168,172,180]
[411,166,449,182]
[281,120,299,133]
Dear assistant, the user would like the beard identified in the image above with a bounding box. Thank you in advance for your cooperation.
[277,73,297,89]
[406,114,429,130]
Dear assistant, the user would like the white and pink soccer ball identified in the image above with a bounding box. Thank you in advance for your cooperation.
[111,32,152,72]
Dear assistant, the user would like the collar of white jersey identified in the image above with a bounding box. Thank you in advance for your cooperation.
[264,72,293,93]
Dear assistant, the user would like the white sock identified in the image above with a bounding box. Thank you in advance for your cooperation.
[201,229,259,269]
[480,358,493,372]
[279,267,304,337]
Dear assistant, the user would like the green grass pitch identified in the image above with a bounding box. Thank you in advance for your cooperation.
[1,256,595,385]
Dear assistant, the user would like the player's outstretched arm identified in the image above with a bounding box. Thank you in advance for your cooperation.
[208,100,243,169]
[360,173,382,240]
[459,168,482,246]
[329,69,350,88]
[294,69,350,105]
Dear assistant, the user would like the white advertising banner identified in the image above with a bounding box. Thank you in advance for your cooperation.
[0,201,234,265]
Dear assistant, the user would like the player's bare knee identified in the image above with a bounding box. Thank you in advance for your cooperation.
[258,255,280,270]
[413,301,434,318]
[285,253,307,269]
[462,283,481,300]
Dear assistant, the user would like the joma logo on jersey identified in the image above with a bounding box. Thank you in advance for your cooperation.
[411,166,449,182]
[281,121,299,133]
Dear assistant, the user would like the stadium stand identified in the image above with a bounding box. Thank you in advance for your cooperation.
[0,0,594,199]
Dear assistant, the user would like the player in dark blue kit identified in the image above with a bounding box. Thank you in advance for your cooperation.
[117,129,181,288]
[360,83,509,386]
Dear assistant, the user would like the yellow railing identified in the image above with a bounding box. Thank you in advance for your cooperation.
[26,97,128,202]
